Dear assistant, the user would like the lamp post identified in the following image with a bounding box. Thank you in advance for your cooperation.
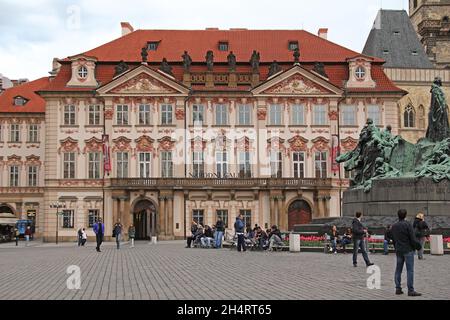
[50,201,66,244]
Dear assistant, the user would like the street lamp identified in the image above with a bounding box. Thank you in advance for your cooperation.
[49,201,66,244]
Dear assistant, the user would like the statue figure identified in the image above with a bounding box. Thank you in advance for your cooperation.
[250,50,260,73]
[415,137,450,182]
[227,51,236,71]
[206,50,214,71]
[426,77,450,142]
[141,47,148,63]
[159,58,173,76]
[182,51,192,72]
[114,60,129,77]
[313,62,328,78]
[268,60,281,77]
[293,47,300,63]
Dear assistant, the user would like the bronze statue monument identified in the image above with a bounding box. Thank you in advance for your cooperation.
[182,51,192,72]
[426,77,450,142]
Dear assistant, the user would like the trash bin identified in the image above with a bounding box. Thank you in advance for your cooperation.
[289,233,300,252]
[430,235,444,255]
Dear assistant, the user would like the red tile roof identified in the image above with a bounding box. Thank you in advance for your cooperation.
[79,29,384,63]
[0,77,49,113]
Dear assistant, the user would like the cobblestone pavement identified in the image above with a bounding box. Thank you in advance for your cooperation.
[0,240,449,300]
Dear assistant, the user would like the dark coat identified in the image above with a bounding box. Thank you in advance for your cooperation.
[413,218,430,238]
[351,218,365,240]
[391,219,421,255]
[204,228,214,238]
[215,220,225,232]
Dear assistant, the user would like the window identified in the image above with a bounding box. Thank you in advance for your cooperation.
[88,152,101,179]
[147,42,159,51]
[270,151,282,178]
[116,152,129,178]
[63,152,76,179]
[240,209,252,228]
[367,105,381,125]
[288,41,299,51]
[216,152,228,178]
[238,151,251,178]
[192,105,204,125]
[78,66,88,79]
[193,152,204,177]
[383,50,389,55]
[341,105,357,126]
[216,210,228,228]
[9,166,19,187]
[411,50,418,56]
[413,0,417,9]
[218,42,229,51]
[62,210,74,228]
[313,105,327,125]
[14,97,26,106]
[315,151,328,178]
[138,104,151,125]
[355,66,366,80]
[28,166,38,186]
[292,152,305,178]
[139,152,151,178]
[237,105,251,125]
[192,209,204,226]
[393,31,400,36]
[10,124,20,142]
[292,104,305,125]
[269,105,283,125]
[216,104,228,125]
[116,105,129,125]
[88,105,101,125]
[64,105,76,125]
[161,151,173,178]
[404,105,415,128]
[161,104,173,125]
[28,124,39,142]
[88,209,100,228]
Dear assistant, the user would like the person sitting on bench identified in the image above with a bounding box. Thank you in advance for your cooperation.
[341,228,352,253]
[201,225,214,248]
[268,225,283,251]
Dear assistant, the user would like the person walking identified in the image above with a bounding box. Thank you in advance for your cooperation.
[391,209,422,296]
[128,224,136,248]
[113,221,123,249]
[234,214,246,252]
[384,225,392,255]
[81,228,87,246]
[215,217,225,249]
[14,227,20,246]
[24,226,32,247]
[413,213,430,260]
[93,218,104,252]
[351,212,374,267]
[77,228,83,247]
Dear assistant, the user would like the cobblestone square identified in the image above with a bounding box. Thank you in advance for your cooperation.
[0,240,448,300]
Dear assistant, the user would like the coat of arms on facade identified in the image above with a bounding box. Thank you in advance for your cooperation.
[266,75,324,94]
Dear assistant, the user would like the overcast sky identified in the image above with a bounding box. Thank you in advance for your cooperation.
[0,0,409,80]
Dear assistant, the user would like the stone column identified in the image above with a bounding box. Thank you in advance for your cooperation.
[118,198,125,224]
[270,197,276,226]
[112,198,119,225]
[159,196,166,236]
[277,196,284,230]
[167,196,174,237]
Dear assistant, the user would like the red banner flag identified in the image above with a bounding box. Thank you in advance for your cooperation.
[102,134,111,175]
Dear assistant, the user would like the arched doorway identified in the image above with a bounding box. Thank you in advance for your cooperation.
[132,199,157,240]
[287,200,312,231]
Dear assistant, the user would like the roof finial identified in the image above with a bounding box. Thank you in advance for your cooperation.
[141,46,148,65]
[293,47,300,65]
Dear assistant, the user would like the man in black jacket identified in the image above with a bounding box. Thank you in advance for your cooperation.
[352,212,374,267]
[391,209,422,296]
[215,217,225,249]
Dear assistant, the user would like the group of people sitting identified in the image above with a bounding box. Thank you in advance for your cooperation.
[242,225,284,251]
[185,217,226,249]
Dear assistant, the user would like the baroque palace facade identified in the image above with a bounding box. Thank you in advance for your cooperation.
[0,25,404,241]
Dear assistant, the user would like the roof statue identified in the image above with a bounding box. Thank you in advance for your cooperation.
[227,51,236,72]
[313,62,328,78]
[250,50,260,73]
[182,51,192,72]
[206,50,214,71]
[338,80,450,192]
[293,47,300,63]
[114,60,129,77]
[268,60,281,77]
[141,47,148,63]
[159,58,173,76]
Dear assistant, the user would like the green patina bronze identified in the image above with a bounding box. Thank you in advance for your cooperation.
[338,78,450,192]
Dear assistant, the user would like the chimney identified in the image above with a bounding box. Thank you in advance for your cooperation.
[121,22,134,36]
[318,28,328,40]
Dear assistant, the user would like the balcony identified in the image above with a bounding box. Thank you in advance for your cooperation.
[110,178,334,190]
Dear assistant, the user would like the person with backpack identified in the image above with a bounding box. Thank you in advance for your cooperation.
[214,217,225,249]
[113,221,123,249]
[351,212,374,267]
[93,218,104,252]
[77,228,83,247]
[413,213,430,260]
[234,214,246,252]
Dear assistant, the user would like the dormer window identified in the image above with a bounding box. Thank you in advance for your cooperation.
[77,66,88,79]
[355,66,366,80]
[383,49,389,55]
[393,31,400,36]
[288,41,299,51]
[14,97,26,106]
[412,50,419,56]
[147,41,159,51]
[218,42,229,51]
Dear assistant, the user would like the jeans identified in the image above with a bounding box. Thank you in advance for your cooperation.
[15,237,19,246]
[25,235,30,246]
[331,239,337,252]
[215,231,223,248]
[116,234,121,249]
[383,240,389,254]
[201,237,214,248]
[269,235,282,251]
[341,238,351,250]
[395,251,415,293]
[130,238,135,248]
[353,238,371,265]
[81,239,86,246]
[96,233,103,251]
[237,234,246,252]
[418,237,425,259]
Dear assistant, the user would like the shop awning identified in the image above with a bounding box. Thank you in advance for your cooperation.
[0,218,18,226]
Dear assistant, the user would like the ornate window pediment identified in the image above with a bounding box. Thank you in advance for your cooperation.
[191,136,207,150]
[58,137,80,154]
[7,155,22,165]
[288,135,308,152]
[341,136,359,152]
[25,155,41,166]
[112,136,132,152]
[311,136,330,151]
[135,135,154,152]
[267,136,286,151]
[84,137,103,154]
[157,136,176,151]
